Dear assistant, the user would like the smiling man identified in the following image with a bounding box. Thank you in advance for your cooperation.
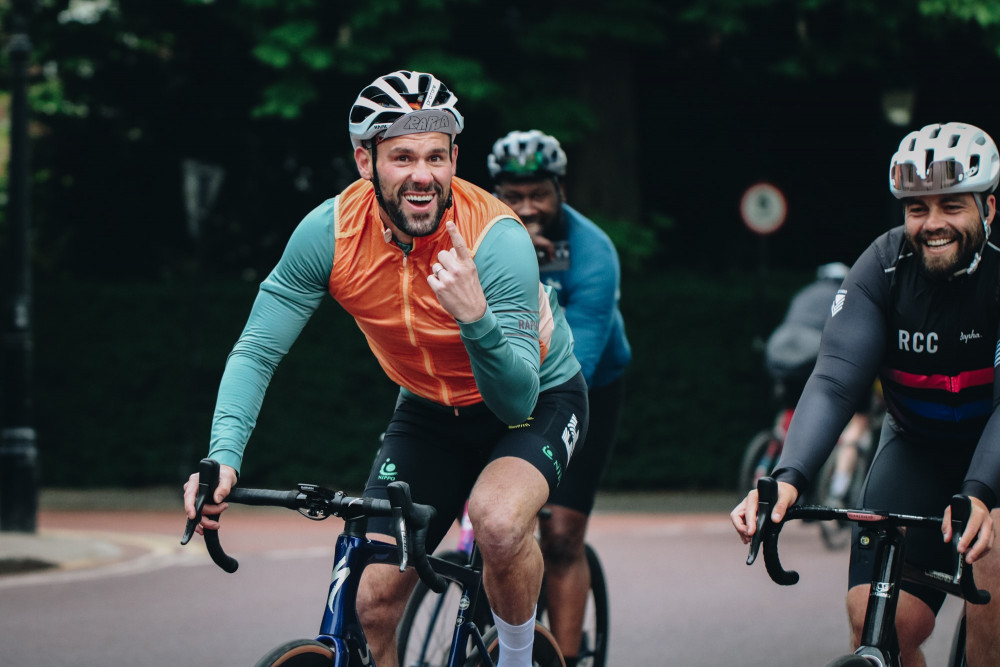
[184,71,588,667]
[732,121,1000,666]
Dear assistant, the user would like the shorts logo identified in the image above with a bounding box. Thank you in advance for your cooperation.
[561,413,579,460]
[378,458,398,481]
[509,416,533,430]
[542,445,563,483]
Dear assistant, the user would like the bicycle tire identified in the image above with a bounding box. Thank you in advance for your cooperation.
[824,656,877,666]
[397,550,492,667]
[737,430,781,495]
[463,623,566,667]
[254,638,335,666]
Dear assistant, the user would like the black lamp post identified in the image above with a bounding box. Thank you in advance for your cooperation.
[1,0,38,533]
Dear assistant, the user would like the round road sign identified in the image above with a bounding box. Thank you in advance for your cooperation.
[740,183,787,235]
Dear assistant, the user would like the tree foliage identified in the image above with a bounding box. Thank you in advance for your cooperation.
[4,0,1000,280]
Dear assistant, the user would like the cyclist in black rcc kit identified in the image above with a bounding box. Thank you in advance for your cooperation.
[733,121,1000,666]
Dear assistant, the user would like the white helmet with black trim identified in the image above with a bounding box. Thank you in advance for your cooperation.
[348,70,464,149]
[487,129,568,180]
[889,122,1000,277]
[889,122,1000,199]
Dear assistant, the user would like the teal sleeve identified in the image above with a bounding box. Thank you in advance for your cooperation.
[459,218,542,424]
[208,200,337,473]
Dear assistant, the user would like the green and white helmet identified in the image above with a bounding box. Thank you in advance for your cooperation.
[889,122,1000,199]
[348,70,464,149]
[487,129,568,180]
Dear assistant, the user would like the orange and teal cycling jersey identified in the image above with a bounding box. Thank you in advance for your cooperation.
[208,177,580,474]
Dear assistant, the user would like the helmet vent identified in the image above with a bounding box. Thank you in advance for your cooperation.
[948,134,960,148]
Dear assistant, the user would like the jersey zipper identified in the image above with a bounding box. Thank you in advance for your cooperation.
[399,248,453,406]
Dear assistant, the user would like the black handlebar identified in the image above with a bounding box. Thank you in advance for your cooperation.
[181,458,448,593]
[746,476,991,605]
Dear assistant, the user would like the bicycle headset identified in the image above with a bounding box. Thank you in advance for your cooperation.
[487,129,568,183]
[348,70,465,211]
[888,121,1000,276]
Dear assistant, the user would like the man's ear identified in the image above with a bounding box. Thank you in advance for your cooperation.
[355,145,373,181]
[988,194,997,223]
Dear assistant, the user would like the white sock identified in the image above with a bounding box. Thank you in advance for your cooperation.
[491,607,536,667]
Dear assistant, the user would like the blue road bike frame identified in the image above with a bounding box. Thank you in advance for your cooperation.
[182,458,496,667]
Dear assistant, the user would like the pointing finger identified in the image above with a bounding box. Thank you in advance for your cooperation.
[445,221,471,261]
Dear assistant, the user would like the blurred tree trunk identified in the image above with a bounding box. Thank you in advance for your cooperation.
[569,50,641,224]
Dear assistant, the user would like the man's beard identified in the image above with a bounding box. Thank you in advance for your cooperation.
[907,220,986,279]
[381,179,450,238]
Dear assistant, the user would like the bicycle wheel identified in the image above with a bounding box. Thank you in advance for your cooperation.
[397,550,491,667]
[463,623,565,667]
[254,638,335,666]
[737,430,782,494]
[824,656,876,666]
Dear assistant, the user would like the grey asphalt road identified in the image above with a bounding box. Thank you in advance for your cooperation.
[0,490,965,666]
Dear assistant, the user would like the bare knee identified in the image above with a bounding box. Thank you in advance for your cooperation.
[539,507,587,568]
[467,498,529,561]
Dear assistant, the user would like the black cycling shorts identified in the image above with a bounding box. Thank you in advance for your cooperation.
[848,415,978,613]
[363,372,589,551]
[547,376,625,515]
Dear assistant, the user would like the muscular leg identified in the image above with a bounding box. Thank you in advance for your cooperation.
[467,456,550,625]
[538,504,589,659]
[847,585,935,666]
[965,508,1000,666]
[356,540,419,667]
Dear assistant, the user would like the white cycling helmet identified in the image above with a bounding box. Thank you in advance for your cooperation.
[487,129,568,180]
[348,70,464,149]
[888,122,1000,199]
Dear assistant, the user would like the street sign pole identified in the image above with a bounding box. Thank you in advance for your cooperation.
[1,0,38,533]
[740,182,788,341]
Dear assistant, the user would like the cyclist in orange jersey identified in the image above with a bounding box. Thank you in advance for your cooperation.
[184,71,588,667]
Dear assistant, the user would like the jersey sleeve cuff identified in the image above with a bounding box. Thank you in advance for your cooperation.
[961,481,997,512]
[771,467,809,496]
[458,307,499,342]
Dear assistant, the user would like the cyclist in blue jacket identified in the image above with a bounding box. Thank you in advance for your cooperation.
[733,121,1000,666]
[488,130,631,667]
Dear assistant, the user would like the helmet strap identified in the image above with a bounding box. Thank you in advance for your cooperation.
[952,193,991,277]
[369,140,389,212]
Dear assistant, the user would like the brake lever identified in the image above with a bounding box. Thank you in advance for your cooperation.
[181,458,219,545]
[747,476,778,566]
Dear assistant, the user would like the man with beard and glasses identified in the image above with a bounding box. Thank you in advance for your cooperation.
[183,71,588,667]
[733,121,1000,666]
[487,129,631,667]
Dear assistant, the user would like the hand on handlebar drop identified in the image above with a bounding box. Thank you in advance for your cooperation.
[731,480,799,544]
[183,463,238,534]
[943,496,995,564]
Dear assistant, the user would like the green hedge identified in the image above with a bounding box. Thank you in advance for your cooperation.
[26,268,806,492]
